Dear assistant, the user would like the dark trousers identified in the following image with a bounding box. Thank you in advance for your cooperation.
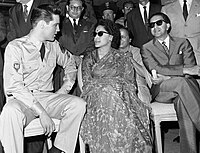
[153,77,200,153]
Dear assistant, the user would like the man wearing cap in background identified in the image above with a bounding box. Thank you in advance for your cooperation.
[115,0,136,27]
[100,1,118,21]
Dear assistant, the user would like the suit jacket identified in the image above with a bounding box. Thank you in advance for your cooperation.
[7,0,54,42]
[59,17,95,56]
[141,36,197,98]
[127,3,161,48]
[0,13,6,43]
[162,0,200,63]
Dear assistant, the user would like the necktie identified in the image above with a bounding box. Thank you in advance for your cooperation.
[143,6,148,28]
[124,19,127,27]
[23,4,28,22]
[183,0,188,21]
[73,19,78,32]
[40,43,45,61]
[162,41,169,54]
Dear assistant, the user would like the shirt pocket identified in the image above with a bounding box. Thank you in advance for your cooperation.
[22,60,39,74]
[172,54,183,65]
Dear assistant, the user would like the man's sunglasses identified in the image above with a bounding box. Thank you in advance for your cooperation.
[93,31,109,37]
[149,20,166,28]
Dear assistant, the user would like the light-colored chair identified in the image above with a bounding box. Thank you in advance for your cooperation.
[150,102,178,153]
[24,118,60,150]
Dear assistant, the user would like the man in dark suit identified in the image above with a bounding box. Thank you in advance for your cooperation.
[127,0,161,48]
[7,0,54,42]
[0,12,6,112]
[59,0,96,96]
[141,12,200,153]
[59,0,95,56]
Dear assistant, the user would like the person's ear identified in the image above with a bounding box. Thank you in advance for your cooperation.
[166,23,170,31]
[38,20,46,29]
[129,38,132,43]
[66,5,69,11]
[109,35,113,41]
[122,9,124,14]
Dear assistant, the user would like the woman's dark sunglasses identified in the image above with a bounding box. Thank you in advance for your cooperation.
[149,20,166,28]
[93,31,109,37]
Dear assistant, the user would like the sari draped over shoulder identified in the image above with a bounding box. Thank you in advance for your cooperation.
[80,48,152,153]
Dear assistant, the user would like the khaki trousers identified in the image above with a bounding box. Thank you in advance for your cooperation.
[0,91,86,153]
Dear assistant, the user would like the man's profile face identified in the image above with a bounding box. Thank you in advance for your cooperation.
[67,0,83,19]
[102,9,115,21]
[43,14,60,41]
[150,15,169,39]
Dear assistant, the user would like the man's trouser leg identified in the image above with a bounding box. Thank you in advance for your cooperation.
[39,93,86,153]
[174,97,197,153]
[0,99,35,153]
[155,77,200,153]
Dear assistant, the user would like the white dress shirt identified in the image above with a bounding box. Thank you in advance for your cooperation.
[139,2,150,24]
[23,0,33,15]
[179,0,192,12]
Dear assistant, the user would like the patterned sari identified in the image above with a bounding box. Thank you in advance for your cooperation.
[80,48,152,153]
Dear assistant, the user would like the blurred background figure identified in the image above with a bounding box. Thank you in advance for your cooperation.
[127,0,161,48]
[0,12,6,112]
[99,1,118,21]
[162,0,200,66]
[118,24,152,104]
[59,0,96,96]
[115,0,136,27]
[7,0,54,42]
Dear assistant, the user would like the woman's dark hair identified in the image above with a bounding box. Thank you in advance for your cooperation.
[31,4,61,27]
[96,19,120,49]
[148,12,172,33]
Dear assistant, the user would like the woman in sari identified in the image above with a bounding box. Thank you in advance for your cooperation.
[80,19,152,153]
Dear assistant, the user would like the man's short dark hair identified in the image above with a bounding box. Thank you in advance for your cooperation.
[148,12,171,33]
[31,4,61,27]
[67,0,85,7]
[123,1,134,9]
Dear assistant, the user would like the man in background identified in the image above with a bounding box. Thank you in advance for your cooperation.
[115,0,135,27]
[59,0,96,96]
[99,1,118,22]
[162,0,200,65]
[127,0,161,48]
[0,12,6,112]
